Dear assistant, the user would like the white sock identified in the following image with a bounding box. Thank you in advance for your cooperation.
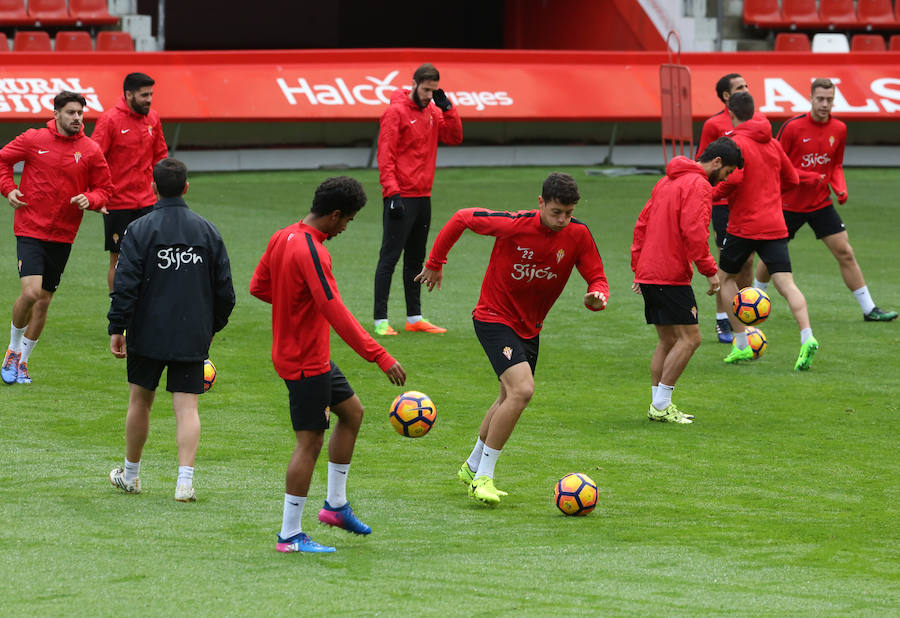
[280,493,306,539]
[177,465,194,488]
[476,446,502,479]
[753,279,769,291]
[466,437,485,473]
[326,462,350,508]
[19,337,37,363]
[800,328,814,345]
[651,385,658,402]
[735,331,749,350]
[9,322,25,353]
[852,286,875,315]
[652,383,674,411]
[715,312,728,321]
[407,315,422,324]
[124,458,140,482]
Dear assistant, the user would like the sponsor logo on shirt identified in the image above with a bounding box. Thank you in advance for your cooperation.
[157,246,203,270]
[800,152,832,168]
[511,263,557,282]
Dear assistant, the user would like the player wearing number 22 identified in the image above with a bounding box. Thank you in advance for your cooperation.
[415,172,608,507]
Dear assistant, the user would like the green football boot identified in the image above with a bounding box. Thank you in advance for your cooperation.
[864,306,898,322]
[723,343,754,364]
[794,336,819,371]
[458,462,475,487]
[470,476,503,506]
[647,404,693,424]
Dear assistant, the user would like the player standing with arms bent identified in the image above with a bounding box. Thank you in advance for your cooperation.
[1,91,113,385]
[416,173,608,506]
[755,78,897,322]
[373,63,462,336]
[251,177,406,553]
[91,72,168,292]
[632,137,744,424]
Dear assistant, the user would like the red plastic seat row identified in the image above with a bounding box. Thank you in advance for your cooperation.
[0,30,133,51]
[745,0,900,30]
[774,31,900,51]
[0,0,118,27]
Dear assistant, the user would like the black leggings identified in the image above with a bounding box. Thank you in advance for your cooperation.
[373,196,431,320]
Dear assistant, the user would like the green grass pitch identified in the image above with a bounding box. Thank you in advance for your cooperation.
[1,167,899,614]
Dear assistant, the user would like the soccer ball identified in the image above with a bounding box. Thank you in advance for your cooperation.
[389,391,436,438]
[554,472,598,516]
[202,359,217,393]
[732,286,771,325]
[745,326,767,359]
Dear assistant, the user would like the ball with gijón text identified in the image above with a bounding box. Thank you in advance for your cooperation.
[554,472,598,516]
[389,391,436,438]
[733,286,771,326]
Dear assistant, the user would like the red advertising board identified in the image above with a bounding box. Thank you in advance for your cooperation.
[1,49,899,122]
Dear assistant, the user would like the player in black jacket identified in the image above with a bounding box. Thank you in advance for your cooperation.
[107,158,235,502]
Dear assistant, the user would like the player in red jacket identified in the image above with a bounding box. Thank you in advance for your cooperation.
[91,73,169,291]
[713,92,819,371]
[373,63,463,337]
[250,177,406,553]
[632,137,743,424]
[696,73,768,343]
[755,78,897,323]
[416,173,608,506]
[1,91,113,385]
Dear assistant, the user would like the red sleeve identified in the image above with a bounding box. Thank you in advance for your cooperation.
[377,107,402,196]
[249,240,274,304]
[630,197,651,273]
[425,208,513,271]
[695,118,718,159]
[153,116,169,163]
[681,180,717,277]
[830,130,847,198]
[83,149,113,210]
[575,231,609,311]
[712,167,741,201]
[90,113,113,156]
[437,107,463,145]
[778,145,799,194]
[0,131,31,196]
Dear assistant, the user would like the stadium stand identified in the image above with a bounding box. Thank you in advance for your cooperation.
[775,31,812,49]
[856,0,898,29]
[812,32,851,51]
[55,29,93,51]
[27,0,72,26]
[851,33,888,49]
[891,34,900,49]
[96,30,133,51]
[819,0,859,29]
[13,29,51,51]
[782,0,823,29]
[0,0,32,26]
[69,0,119,26]
[743,0,783,28]
[0,32,8,51]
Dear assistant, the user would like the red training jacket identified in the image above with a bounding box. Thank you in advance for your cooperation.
[250,221,396,380]
[712,117,799,240]
[425,208,608,339]
[777,113,847,213]
[377,88,463,198]
[91,96,168,211]
[0,119,112,244]
[631,157,717,285]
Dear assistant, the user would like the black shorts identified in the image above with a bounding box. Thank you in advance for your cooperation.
[16,236,72,292]
[719,234,792,275]
[284,362,355,432]
[783,205,846,240]
[104,206,154,252]
[639,284,698,325]
[127,352,204,394]
[711,203,730,249]
[474,318,539,378]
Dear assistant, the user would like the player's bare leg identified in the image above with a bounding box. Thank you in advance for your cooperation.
[656,324,701,386]
[327,394,363,465]
[286,430,324,497]
[108,252,119,292]
[771,271,819,370]
[318,394,371,534]
[109,383,154,495]
[173,391,200,501]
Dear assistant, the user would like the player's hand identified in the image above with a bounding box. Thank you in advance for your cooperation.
[387,194,405,219]
[706,274,721,296]
[584,291,607,310]
[385,362,406,386]
[432,88,452,111]
[837,191,848,205]
[414,266,443,292]
[7,189,26,209]
[70,194,90,210]
[631,281,642,295]
[110,333,127,358]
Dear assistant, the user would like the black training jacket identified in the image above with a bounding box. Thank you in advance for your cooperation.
[108,196,236,361]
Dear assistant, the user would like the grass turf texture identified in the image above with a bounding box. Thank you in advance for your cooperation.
[2,167,899,614]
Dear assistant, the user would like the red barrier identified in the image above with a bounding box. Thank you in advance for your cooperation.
[1,49,899,122]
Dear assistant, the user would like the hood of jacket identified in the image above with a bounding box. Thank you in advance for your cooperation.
[45,118,85,141]
[734,117,772,144]
[665,155,705,181]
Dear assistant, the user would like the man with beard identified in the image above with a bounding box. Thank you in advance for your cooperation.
[631,137,743,424]
[91,72,168,291]
[373,63,462,337]
[0,91,113,385]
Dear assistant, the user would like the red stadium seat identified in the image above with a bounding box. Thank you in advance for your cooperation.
[69,0,120,25]
[890,35,900,51]
[743,0,782,28]
[819,0,859,29]
[0,32,8,51]
[13,30,52,51]
[781,0,822,28]
[0,0,33,26]
[856,0,898,28]
[774,32,811,51]
[96,31,133,51]
[851,33,887,50]
[55,30,94,51]
[27,0,74,26]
